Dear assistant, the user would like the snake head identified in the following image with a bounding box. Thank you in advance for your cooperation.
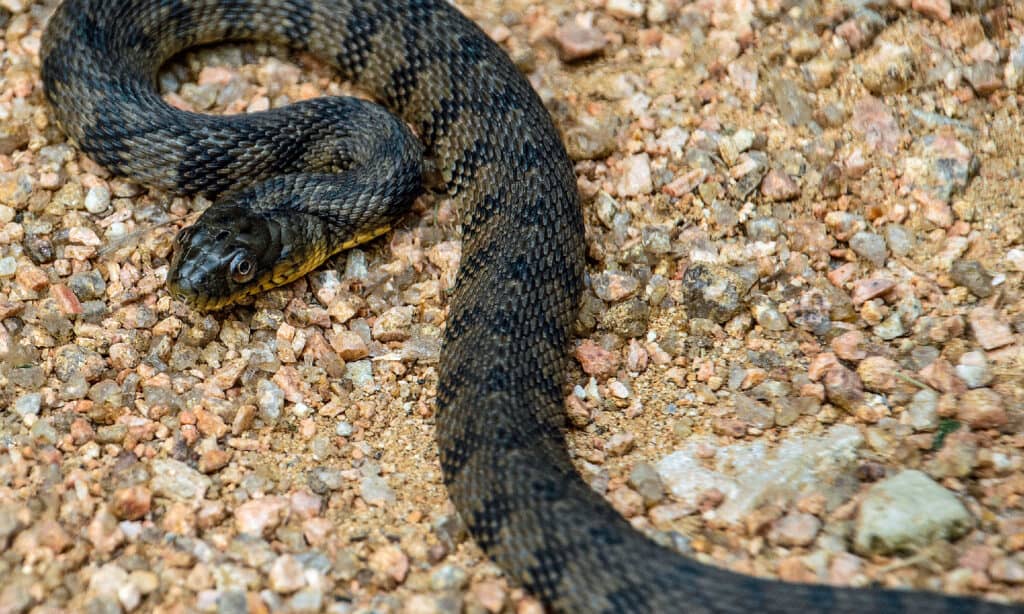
[167,203,290,311]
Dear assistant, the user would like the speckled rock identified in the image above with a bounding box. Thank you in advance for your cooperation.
[373,306,414,342]
[680,264,752,324]
[733,393,774,429]
[593,271,640,304]
[369,545,409,584]
[851,96,901,155]
[989,557,1024,585]
[599,297,650,338]
[112,486,152,520]
[257,379,284,422]
[903,135,977,203]
[861,43,915,95]
[823,365,864,412]
[912,0,951,20]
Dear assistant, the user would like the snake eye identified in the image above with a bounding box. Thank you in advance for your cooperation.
[230,253,256,284]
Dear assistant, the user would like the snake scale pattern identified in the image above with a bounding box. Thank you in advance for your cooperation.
[41,1,1021,612]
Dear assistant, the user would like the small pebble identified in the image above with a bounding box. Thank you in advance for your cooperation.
[681,264,751,324]
[14,392,41,417]
[346,360,375,389]
[907,389,940,432]
[606,0,645,18]
[989,558,1024,585]
[369,545,409,583]
[606,431,635,456]
[150,459,211,501]
[0,256,15,277]
[769,512,822,547]
[968,307,1014,350]
[958,388,1007,430]
[849,231,888,267]
[617,153,653,196]
[84,185,111,213]
[955,351,992,389]
[257,379,285,422]
[950,260,993,298]
[554,23,606,62]
[361,475,396,507]
[760,169,801,202]
[269,555,307,594]
[861,43,915,95]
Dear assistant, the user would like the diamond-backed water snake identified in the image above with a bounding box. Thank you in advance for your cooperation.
[40,1,1021,612]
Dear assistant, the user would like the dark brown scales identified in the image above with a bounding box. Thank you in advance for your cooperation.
[41,1,1022,612]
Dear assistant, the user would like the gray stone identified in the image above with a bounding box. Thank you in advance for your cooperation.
[84,185,111,214]
[733,393,774,429]
[903,135,977,203]
[628,462,665,506]
[344,249,367,279]
[217,590,249,614]
[769,512,822,547]
[287,589,323,613]
[745,217,782,241]
[884,224,914,256]
[907,389,939,431]
[769,75,814,126]
[345,360,375,389]
[150,459,212,501]
[430,565,469,591]
[950,259,993,298]
[13,392,41,417]
[360,475,395,507]
[849,231,888,267]
[257,379,284,422]
[854,470,972,556]
[308,467,344,494]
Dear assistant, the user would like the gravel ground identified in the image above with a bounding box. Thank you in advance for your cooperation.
[2,0,1023,612]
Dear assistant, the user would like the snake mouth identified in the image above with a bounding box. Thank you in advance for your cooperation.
[166,282,227,312]
[166,267,226,312]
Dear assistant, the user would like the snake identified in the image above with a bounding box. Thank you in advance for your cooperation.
[40,1,1021,612]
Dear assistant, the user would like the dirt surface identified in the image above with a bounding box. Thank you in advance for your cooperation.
[1,0,1023,612]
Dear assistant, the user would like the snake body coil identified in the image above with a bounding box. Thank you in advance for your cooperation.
[41,1,1020,612]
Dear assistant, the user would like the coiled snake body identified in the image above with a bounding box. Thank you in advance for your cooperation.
[41,1,1020,612]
